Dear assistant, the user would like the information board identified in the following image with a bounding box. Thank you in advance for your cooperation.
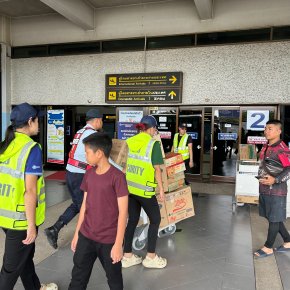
[105,72,183,104]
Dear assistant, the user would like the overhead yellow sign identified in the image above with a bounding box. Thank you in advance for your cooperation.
[105,72,183,104]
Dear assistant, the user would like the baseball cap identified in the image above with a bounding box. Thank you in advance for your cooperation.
[140,115,157,128]
[10,102,45,127]
[86,109,103,119]
[179,123,187,129]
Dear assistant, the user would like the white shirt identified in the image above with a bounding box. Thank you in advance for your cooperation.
[66,124,122,173]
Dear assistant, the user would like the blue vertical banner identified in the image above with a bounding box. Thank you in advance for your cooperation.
[47,109,65,164]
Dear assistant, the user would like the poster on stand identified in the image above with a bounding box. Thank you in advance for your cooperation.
[47,109,65,164]
[117,122,138,140]
[119,111,143,123]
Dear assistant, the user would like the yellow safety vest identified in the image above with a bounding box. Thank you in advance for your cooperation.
[173,133,189,160]
[126,132,157,198]
[0,132,46,230]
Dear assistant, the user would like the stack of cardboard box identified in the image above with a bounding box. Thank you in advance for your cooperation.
[111,137,195,229]
[156,152,194,228]
[156,152,186,193]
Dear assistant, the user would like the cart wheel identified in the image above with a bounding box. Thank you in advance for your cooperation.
[164,224,176,235]
[158,224,177,237]
[132,237,146,251]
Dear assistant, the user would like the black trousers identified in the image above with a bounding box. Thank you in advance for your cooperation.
[265,221,290,248]
[0,228,41,290]
[124,194,161,253]
[59,171,85,225]
[69,232,123,290]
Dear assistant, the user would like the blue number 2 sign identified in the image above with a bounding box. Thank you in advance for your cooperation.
[246,110,269,131]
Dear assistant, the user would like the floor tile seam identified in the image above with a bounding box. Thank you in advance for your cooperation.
[274,254,287,290]
[222,271,255,280]
[224,261,254,269]
[36,264,72,274]
[156,274,223,290]
[249,207,283,290]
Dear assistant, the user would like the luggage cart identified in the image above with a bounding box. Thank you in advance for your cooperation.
[132,209,176,251]
[233,160,260,213]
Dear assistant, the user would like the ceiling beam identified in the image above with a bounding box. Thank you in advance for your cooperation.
[40,0,94,30]
[194,0,213,20]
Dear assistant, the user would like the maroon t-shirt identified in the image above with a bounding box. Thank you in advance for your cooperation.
[80,165,129,244]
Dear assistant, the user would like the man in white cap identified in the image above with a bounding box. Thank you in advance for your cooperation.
[44,109,103,249]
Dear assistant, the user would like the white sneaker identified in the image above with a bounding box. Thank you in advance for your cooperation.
[142,255,167,269]
[121,254,142,268]
[40,283,58,290]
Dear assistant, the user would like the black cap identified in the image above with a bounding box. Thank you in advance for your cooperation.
[86,109,103,119]
[10,102,44,127]
[178,123,187,129]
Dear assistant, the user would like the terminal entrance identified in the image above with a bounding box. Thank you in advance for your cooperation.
[148,106,277,183]
[43,105,277,184]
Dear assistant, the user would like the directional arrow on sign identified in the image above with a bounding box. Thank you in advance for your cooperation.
[169,75,177,84]
[168,91,176,99]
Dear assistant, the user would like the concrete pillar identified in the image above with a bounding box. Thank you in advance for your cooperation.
[0,16,11,139]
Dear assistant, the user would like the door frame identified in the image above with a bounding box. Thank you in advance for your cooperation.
[178,106,205,182]
[210,106,240,183]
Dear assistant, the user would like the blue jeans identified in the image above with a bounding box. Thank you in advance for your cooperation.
[59,171,85,225]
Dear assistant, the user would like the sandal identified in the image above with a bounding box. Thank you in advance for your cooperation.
[254,249,273,259]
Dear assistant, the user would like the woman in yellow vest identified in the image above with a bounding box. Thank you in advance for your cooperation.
[0,103,57,290]
[121,115,167,269]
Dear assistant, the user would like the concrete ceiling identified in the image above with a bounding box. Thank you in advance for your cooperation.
[0,0,213,31]
[0,0,180,18]
[0,0,55,17]
[85,0,172,9]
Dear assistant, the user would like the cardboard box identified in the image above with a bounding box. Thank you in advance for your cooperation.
[167,179,185,192]
[165,186,195,225]
[155,165,185,193]
[155,164,169,193]
[236,195,259,204]
[168,172,185,184]
[153,134,165,158]
[166,162,186,177]
[164,152,183,167]
[239,144,257,160]
[111,139,128,169]
[156,195,169,228]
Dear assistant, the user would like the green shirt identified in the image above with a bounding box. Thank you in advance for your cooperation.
[151,141,164,165]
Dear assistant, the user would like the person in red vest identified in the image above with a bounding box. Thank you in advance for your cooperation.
[44,109,103,249]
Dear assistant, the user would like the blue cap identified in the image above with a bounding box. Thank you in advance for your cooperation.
[10,102,44,127]
[86,109,103,119]
[140,115,157,128]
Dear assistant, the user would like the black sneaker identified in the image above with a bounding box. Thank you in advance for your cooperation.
[44,227,58,249]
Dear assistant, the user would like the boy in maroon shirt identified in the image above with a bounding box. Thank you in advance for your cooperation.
[68,133,129,290]
[254,120,290,258]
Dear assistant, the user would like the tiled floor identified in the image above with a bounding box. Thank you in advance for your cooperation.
[15,193,256,290]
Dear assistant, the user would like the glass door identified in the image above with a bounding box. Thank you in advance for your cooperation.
[211,107,240,182]
[178,107,203,179]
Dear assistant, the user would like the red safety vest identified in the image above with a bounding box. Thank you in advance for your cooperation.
[67,126,94,170]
